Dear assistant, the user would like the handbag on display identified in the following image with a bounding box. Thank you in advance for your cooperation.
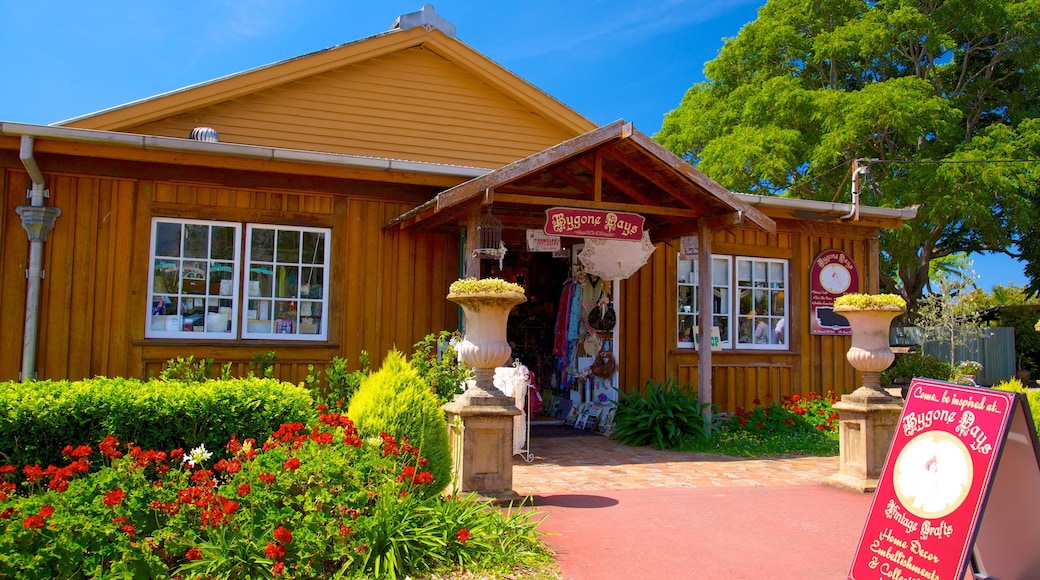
[587,293,616,331]
[590,351,616,378]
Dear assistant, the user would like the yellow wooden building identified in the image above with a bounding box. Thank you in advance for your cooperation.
[0,6,915,412]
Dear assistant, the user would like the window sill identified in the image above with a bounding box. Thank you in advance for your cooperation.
[134,338,340,348]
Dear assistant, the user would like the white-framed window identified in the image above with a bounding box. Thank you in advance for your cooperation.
[735,257,787,349]
[677,255,732,349]
[676,254,788,350]
[146,218,330,341]
[242,225,330,341]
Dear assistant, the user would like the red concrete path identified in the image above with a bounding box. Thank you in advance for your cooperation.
[513,426,874,579]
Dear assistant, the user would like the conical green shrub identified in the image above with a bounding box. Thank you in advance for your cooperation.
[347,350,451,495]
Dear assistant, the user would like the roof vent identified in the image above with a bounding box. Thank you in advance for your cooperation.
[190,127,219,142]
[391,4,456,38]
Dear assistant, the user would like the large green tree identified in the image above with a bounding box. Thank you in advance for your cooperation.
[658,0,1040,311]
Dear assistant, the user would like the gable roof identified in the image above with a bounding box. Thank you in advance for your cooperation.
[61,21,596,169]
[387,120,777,240]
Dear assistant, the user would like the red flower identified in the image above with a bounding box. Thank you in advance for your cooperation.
[237,483,251,496]
[98,435,123,459]
[738,417,748,426]
[104,488,126,506]
[0,508,15,519]
[339,525,352,536]
[258,473,276,485]
[272,561,285,576]
[316,403,327,411]
[755,422,764,429]
[273,525,293,545]
[784,418,794,425]
[456,528,471,542]
[0,465,15,475]
[264,541,287,560]
[23,515,45,529]
[752,398,761,405]
[790,394,801,403]
[185,547,203,561]
[112,516,127,524]
[121,524,136,537]
[38,505,55,518]
[62,444,93,460]
[415,471,434,485]
[816,424,826,431]
[282,457,301,471]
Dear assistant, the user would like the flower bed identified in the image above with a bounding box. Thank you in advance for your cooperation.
[0,409,549,579]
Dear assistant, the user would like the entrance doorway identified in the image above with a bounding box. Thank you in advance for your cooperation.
[479,241,619,436]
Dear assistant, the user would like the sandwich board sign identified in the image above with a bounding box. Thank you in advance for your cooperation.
[848,378,1040,579]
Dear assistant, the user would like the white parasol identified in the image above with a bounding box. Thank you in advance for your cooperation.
[577,231,656,280]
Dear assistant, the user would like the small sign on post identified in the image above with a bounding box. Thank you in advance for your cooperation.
[848,378,1040,579]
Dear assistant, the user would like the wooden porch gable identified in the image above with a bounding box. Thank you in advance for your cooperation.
[385,120,776,239]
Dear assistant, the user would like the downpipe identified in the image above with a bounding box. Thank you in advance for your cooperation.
[15,135,61,381]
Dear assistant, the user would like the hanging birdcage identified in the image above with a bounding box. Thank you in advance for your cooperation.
[473,208,506,267]
[475,208,502,253]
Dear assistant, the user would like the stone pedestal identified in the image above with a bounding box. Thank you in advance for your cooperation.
[827,387,903,492]
[443,392,522,504]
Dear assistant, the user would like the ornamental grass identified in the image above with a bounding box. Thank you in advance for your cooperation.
[0,408,551,579]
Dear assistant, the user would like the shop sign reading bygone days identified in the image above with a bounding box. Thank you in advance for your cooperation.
[543,207,645,241]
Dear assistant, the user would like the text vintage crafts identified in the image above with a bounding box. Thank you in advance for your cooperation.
[849,379,1016,580]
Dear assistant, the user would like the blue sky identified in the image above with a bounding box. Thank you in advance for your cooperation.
[0,0,1027,290]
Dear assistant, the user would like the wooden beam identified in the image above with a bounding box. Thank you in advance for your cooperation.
[435,120,632,211]
[463,206,481,278]
[697,218,713,426]
[491,192,703,218]
[574,157,661,208]
[593,150,603,202]
[628,131,777,235]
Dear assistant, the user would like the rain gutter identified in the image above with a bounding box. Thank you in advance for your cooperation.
[0,121,490,179]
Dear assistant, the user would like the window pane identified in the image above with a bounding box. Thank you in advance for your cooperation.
[276,230,301,263]
[244,225,330,341]
[251,229,275,262]
[736,258,788,348]
[302,232,325,264]
[155,222,182,257]
[147,219,239,339]
[211,227,236,261]
[677,255,730,348]
[184,224,209,258]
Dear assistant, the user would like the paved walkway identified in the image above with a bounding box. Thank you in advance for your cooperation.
[512,425,874,579]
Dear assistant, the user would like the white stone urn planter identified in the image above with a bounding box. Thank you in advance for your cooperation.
[447,280,526,404]
[833,299,905,398]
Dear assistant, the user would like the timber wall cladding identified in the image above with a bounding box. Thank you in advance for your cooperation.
[618,225,868,412]
[129,48,576,169]
[0,172,138,382]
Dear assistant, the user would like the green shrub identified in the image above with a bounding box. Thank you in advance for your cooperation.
[410,331,470,403]
[0,377,313,469]
[610,379,709,450]
[0,415,551,579]
[304,353,371,408]
[993,377,1026,393]
[993,378,1040,436]
[347,351,452,496]
[881,352,953,388]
